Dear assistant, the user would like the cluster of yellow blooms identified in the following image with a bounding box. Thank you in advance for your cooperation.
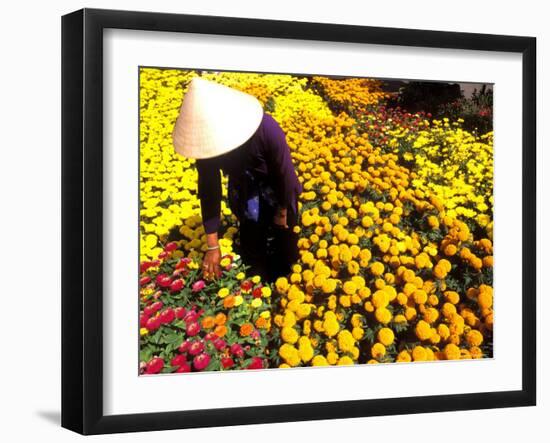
[139,68,494,368]
[310,76,390,111]
[384,120,494,229]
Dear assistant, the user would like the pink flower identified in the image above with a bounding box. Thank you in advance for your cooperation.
[178,339,192,353]
[175,362,191,373]
[183,310,199,324]
[221,357,234,369]
[156,274,172,288]
[246,357,264,370]
[145,357,164,374]
[165,241,178,252]
[159,308,175,324]
[230,343,244,358]
[145,316,161,331]
[171,354,187,368]
[193,353,211,371]
[192,280,206,292]
[186,322,201,337]
[188,340,205,356]
[213,338,226,351]
[204,332,218,342]
[170,279,184,293]
[174,307,186,319]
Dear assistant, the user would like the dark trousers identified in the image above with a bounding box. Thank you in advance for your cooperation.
[238,207,299,283]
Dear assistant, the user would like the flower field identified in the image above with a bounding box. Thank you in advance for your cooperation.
[139,68,493,374]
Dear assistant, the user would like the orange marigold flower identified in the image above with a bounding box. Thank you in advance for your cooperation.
[255,317,268,329]
[215,313,227,326]
[201,316,215,329]
[214,324,227,337]
[240,323,254,337]
[223,295,236,309]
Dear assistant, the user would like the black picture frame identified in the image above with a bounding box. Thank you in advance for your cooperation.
[61,7,537,435]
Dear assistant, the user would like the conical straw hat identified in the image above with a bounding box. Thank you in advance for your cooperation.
[172,77,264,159]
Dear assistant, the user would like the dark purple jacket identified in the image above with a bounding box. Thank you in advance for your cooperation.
[196,113,302,234]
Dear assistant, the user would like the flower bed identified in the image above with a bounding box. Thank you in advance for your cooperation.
[139,68,494,372]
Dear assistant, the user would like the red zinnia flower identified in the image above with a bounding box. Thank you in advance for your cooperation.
[186,322,201,337]
[221,357,234,369]
[145,357,164,374]
[193,353,211,371]
[188,340,205,356]
[164,241,178,252]
[246,357,264,370]
[170,279,184,293]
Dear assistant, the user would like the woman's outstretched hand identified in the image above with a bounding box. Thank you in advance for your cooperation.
[202,248,222,280]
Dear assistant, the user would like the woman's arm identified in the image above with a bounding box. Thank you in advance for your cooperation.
[196,159,222,278]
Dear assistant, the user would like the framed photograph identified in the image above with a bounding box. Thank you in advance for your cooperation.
[61,8,536,435]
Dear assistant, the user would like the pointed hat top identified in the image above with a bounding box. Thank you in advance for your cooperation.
[172,77,264,159]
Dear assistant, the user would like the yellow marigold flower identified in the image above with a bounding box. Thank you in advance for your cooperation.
[478,289,493,309]
[352,326,364,340]
[261,286,272,297]
[470,346,483,359]
[433,264,447,279]
[415,320,434,341]
[321,279,337,294]
[405,307,417,321]
[337,330,355,353]
[413,289,428,305]
[296,303,311,319]
[427,215,439,229]
[279,344,301,366]
[370,262,385,276]
[337,356,354,366]
[282,311,297,327]
[218,287,230,298]
[327,351,339,365]
[140,327,148,336]
[444,343,461,360]
[394,314,407,324]
[377,327,395,346]
[397,350,412,362]
[441,302,457,318]
[412,346,428,361]
[234,295,244,306]
[312,355,329,366]
[342,281,357,295]
[374,307,392,324]
[437,323,451,340]
[371,342,386,359]
[358,287,371,300]
[339,295,351,308]
[275,277,289,293]
[444,244,457,256]
[423,307,439,324]
[323,313,340,338]
[466,329,484,346]
[361,215,374,228]
[372,290,390,308]
[250,298,262,309]
[281,326,299,344]
[444,291,460,304]
[298,337,314,362]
